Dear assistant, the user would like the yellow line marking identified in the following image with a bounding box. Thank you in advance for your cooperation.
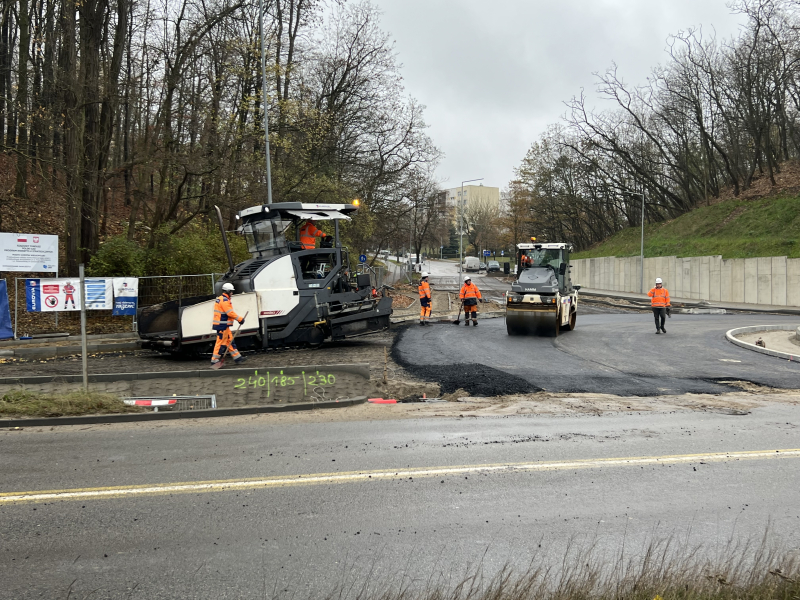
[2,449,798,505]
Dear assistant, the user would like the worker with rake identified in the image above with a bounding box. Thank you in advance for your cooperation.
[211,283,247,365]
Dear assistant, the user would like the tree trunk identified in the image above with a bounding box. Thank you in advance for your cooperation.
[14,0,29,197]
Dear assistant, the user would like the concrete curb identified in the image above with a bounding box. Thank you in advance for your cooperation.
[580,289,800,315]
[2,341,140,360]
[0,396,369,428]
[725,325,799,361]
[390,311,505,324]
[0,363,371,386]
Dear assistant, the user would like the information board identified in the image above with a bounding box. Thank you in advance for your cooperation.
[0,233,58,273]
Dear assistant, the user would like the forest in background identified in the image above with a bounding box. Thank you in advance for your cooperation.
[506,0,800,253]
[0,0,444,276]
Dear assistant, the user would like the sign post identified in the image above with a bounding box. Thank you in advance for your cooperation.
[79,264,88,391]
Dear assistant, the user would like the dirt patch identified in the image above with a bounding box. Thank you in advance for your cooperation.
[389,293,415,309]
[735,330,800,354]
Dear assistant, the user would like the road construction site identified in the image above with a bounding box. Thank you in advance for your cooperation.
[1,259,798,417]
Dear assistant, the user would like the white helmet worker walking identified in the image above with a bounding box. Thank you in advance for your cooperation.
[648,277,671,334]
[464,275,471,281]
[222,282,235,291]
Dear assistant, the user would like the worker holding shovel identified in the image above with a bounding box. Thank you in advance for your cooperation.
[211,283,247,366]
[459,276,483,327]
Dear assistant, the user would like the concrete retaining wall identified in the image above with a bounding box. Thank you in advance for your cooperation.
[572,254,800,307]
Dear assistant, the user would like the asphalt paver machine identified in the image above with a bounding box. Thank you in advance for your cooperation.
[138,202,392,354]
[505,241,580,336]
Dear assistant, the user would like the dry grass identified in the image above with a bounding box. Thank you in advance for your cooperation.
[0,389,145,418]
[320,536,800,600]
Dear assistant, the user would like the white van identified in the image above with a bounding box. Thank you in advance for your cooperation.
[463,256,480,272]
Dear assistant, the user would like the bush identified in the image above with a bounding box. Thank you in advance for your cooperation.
[87,236,146,276]
[88,222,250,277]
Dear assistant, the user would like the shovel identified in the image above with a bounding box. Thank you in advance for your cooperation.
[452,301,463,325]
[210,311,249,370]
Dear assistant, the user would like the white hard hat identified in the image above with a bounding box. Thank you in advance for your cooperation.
[655,278,662,284]
[421,272,429,278]
[464,275,471,281]
[222,283,235,292]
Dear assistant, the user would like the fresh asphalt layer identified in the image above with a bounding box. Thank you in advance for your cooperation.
[2,407,800,599]
[394,312,800,396]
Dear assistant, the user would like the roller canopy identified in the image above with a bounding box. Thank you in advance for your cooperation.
[286,210,351,221]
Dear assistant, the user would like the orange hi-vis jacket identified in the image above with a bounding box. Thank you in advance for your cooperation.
[299,222,326,249]
[418,280,431,300]
[212,293,242,331]
[648,287,671,308]
[460,282,482,302]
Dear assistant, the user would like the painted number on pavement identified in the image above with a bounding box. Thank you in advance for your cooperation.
[234,370,337,395]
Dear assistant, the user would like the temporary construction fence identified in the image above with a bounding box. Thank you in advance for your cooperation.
[9,274,221,339]
[6,265,387,340]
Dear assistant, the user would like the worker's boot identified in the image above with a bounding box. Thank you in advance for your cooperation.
[419,321,425,326]
[234,356,247,364]
[472,319,478,326]
[464,320,470,326]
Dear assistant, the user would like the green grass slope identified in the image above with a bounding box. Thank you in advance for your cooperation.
[573,196,800,259]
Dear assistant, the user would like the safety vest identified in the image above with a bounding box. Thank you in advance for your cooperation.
[418,280,431,300]
[212,293,241,330]
[299,222,325,250]
[648,287,671,308]
[460,282,481,301]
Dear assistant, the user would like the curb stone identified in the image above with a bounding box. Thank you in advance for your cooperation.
[0,396,369,428]
[725,325,799,361]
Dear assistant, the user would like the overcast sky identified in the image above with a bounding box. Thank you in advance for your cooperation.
[371,0,748,192]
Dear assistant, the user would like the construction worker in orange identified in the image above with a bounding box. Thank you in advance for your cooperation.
[648,277,671,334]
[299,221,328,249]
[211,283,247,365]
[459,275,483,326]
[418,272,432,326]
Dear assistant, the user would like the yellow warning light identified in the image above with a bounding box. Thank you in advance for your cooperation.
[352,198,361,207]
[530,236,537,242]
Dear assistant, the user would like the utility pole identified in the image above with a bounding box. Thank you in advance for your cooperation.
[459,178,483,277]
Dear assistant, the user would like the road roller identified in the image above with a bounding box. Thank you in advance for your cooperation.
[505,241,580,336]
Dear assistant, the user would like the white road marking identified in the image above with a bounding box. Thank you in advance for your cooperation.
[719,359,742,363]
[2,449,798,505]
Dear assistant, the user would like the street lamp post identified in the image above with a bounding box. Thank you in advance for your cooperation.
[459,178,483,277]
[631,192,645,293]
[258,0,273,204]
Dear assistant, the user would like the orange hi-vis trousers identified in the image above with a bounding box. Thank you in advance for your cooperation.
[419,299,431,322]
[212,327,241,361]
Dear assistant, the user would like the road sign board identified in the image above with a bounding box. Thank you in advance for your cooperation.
[483,250,491,256]
[359,254,367,263]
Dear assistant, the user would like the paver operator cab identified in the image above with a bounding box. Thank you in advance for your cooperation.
[138,202,392,354]
[505,240,580,336]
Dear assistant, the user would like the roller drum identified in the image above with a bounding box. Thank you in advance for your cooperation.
[505,309,559,336]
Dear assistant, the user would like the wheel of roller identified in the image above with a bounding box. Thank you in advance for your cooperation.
[563,309,576,331]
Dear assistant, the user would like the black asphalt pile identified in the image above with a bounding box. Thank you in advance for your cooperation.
[390,331,539,395]
[397,361,541,396]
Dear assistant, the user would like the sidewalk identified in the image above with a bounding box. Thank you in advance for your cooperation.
[0,332,139,359]
[580,288,800,315]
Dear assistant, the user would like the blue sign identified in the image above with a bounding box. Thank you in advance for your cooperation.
[0,280,13,339]
[113,297,137,316]
[25,278,41,311]
[483,250,491,256]
[359,254,367,263]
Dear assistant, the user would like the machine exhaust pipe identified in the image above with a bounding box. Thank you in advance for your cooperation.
[215,205,235,274]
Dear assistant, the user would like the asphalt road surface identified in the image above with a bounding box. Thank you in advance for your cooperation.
[395,313,800,396]
[2,407,800,599]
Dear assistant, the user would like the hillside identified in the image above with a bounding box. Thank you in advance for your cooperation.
[573,195,800,260]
